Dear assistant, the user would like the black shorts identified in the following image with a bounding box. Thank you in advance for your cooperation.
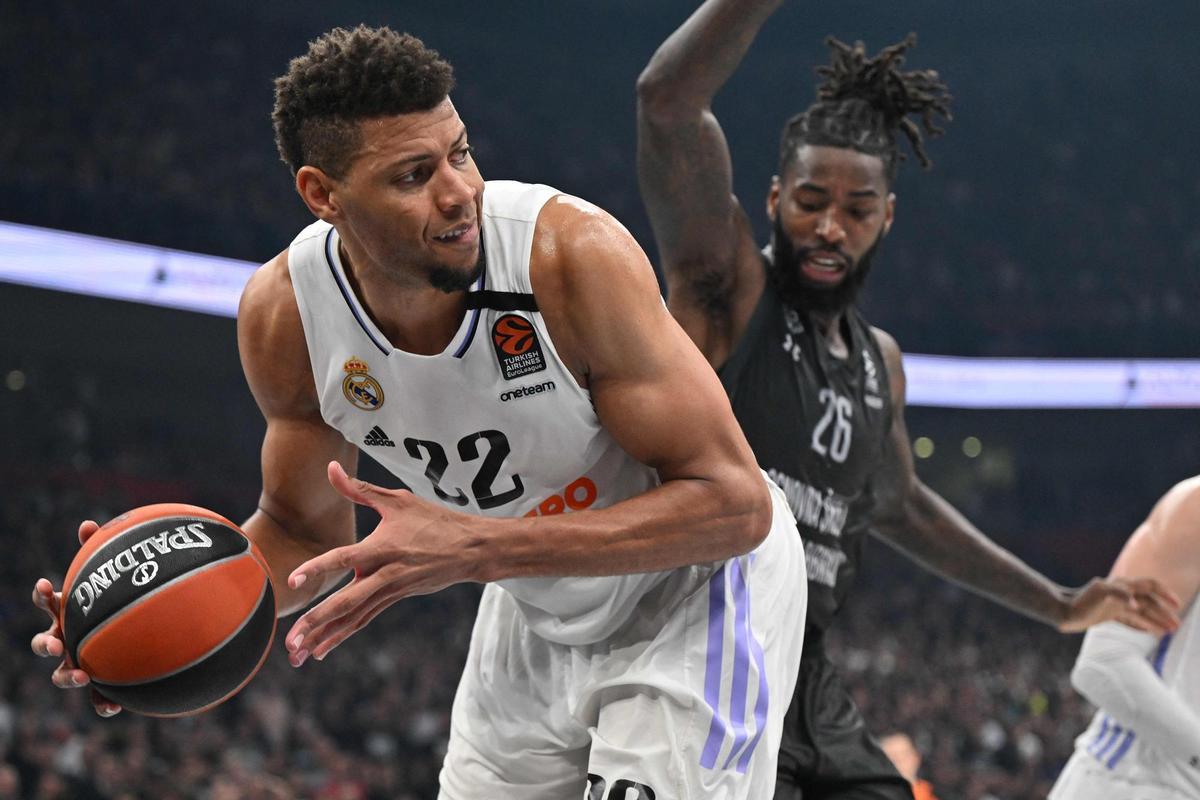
[774,644,914,800]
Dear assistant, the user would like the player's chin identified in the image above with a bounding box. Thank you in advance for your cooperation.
[431,242,480,271]
[427,257,483,294]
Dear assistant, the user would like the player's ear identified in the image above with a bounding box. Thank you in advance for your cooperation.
[766,176,781,222]
[296,166,341,223]
[882,192,896,236]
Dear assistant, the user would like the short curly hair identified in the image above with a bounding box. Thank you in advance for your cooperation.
[272,25,455,177]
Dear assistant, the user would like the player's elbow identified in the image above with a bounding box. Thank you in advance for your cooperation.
[718,470,773,556]
[635,64,665,103]
[636,68,691,124]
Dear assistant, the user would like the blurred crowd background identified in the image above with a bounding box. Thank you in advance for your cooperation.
[3,0,1199,798]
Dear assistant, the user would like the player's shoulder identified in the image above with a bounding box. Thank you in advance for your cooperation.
[238,246,320,416]
[534,191,625,239]
[484,180,637,270]
[238,248,310,376]
[1118,476,1200,574]
[239,249,300,331]
[868,325,903,369]
[867,323,898,352]
[531,191,645,282]
[240,219,331,318]
[1154,476,1200,528]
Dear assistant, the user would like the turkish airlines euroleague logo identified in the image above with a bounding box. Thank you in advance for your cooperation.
[492,314,547,380]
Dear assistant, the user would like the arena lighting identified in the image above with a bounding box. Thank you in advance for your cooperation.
[0,219,255,317]
[3,219,1200,409]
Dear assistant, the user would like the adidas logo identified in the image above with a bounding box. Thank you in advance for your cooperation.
[363,426,396,447]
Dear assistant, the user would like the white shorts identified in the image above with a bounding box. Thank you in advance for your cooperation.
[438,479,806,800]
[1051,750,1198,800]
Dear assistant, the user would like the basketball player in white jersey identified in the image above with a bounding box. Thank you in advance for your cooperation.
[1050,476,1200,800]
[30,25,806,799]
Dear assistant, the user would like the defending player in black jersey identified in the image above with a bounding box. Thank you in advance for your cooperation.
[636,1,1182,797]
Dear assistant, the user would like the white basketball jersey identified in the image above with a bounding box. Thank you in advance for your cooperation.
[287,180,669,646]
[1068,598,1200,794]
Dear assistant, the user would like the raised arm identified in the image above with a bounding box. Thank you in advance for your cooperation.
[867,328,1180,634]
[636,0,784,363]
[237,252,360,616]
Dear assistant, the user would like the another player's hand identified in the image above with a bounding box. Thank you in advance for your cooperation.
[1058,576,1181,636]
[31,520,123,717]
[284,461,483,667]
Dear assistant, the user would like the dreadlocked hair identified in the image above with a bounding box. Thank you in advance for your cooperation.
[779,33,952,183]
[272,25,455,177]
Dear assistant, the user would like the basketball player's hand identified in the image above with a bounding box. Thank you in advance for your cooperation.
[30,520,123,717]
[283,461,482,666]
[1059,576,1181,636]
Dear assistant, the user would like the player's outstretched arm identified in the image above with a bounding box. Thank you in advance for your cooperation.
[1069,478,1200,769]
[237,252,360,617]
[636,0,783,364]
[866,328,1180,635]
[282,198,775,665]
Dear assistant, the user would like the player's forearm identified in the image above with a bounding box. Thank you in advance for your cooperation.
[472,470,771,582]
[874,482,1071,626]
[242,508,351,616]
[637,0,785,115]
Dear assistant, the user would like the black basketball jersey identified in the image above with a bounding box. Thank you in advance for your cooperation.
[718,267,893,635]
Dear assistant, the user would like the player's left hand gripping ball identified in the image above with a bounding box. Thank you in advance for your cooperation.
[55,504,277,717]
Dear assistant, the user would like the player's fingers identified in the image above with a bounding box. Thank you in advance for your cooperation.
[285,574,383,663]
[1128,592,1181,633]
[309,627,356,664]
[32,578,60,614]
[1115,610,1166,636]
[288,541,373,593]
[311,591,397,662]
[32,630,64,659]
[1105,584,1173,635]
[91,689,121,717]
[1104,579,1183,633]
[78,519,101,545]
[326,460,386,512]
[51,662,91,689]
[1124,577,1182,610]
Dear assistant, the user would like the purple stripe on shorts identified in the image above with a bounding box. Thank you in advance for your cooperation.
[736,572,771,774]
[1153,633,1174,675]
[1086,636,1170,772]
[1106,730,1136,769]
[721,558,752,770]
[1087,715,1111,757]
[1093,724,1124,761]
[700,564,729,769]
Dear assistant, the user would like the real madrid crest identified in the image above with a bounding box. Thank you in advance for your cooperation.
[342,357,385,411]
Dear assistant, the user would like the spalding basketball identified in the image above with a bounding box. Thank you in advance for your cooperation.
[59,503,276,717]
